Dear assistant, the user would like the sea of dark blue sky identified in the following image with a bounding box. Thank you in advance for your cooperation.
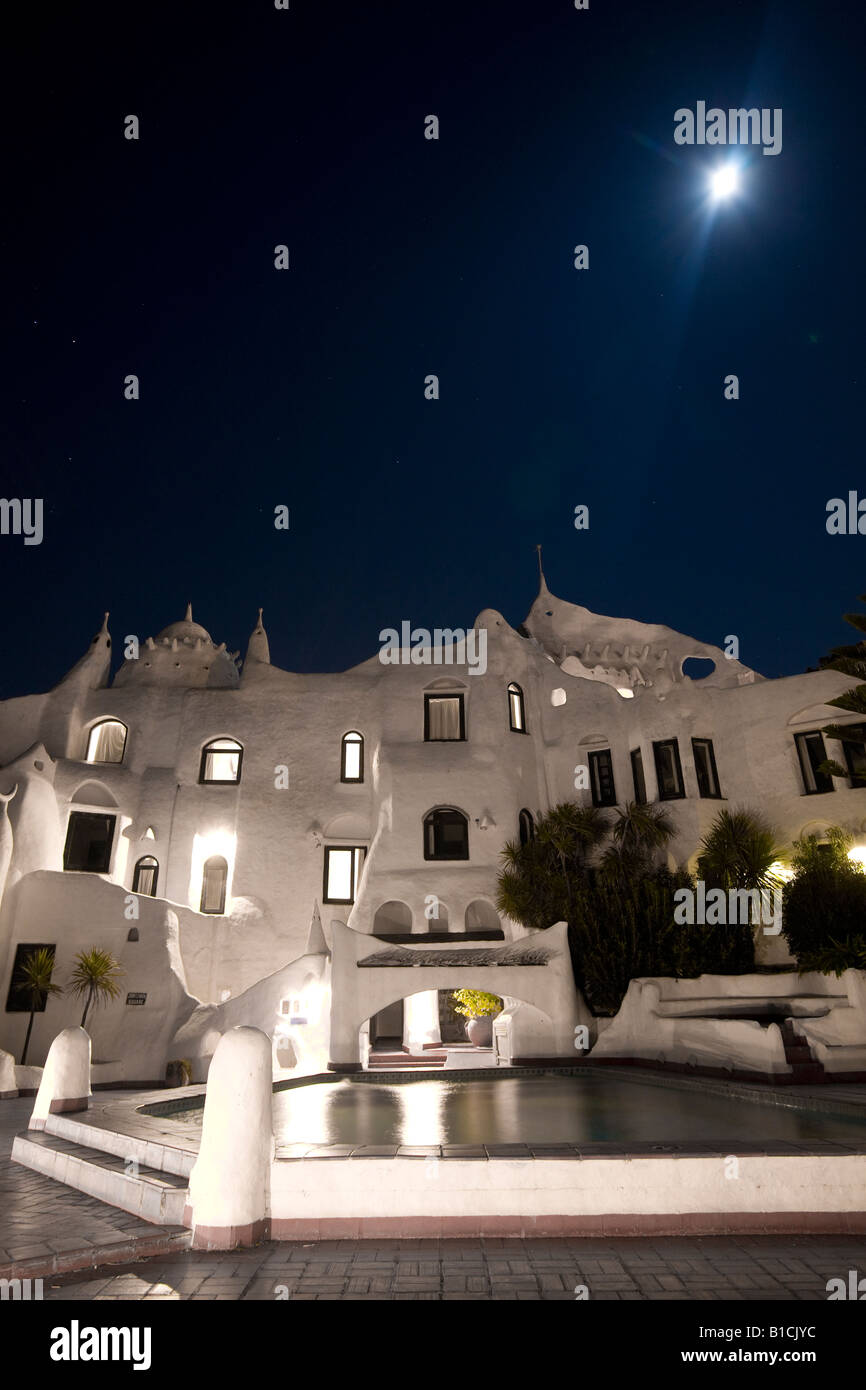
[1,0,864,697]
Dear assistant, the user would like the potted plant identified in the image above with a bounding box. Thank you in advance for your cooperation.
[165,1058,193,1088]
[450,989,503,1047]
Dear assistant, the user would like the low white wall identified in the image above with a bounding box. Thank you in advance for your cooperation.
[794,969,866,1073]
[591,971,866,1075]
[269,1153,866,1221]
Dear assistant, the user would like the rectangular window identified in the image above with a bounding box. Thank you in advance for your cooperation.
[653,739,685,800]
[424,694,465,741]
[692,738,722,798]
[795,731,834,794]
[341,733,364,782]
[588,749,616,807]
[508,684,526,732]
[842,735,866,788]
[5,943,56,1013]
[63,812,116,873]
[323,845,366,904]
[630,748,647,805]
[200,740,242,783]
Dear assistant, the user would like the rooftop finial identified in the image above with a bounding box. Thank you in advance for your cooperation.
[536,543,544,580]
[243,606,270,668]
[185,602,193,622]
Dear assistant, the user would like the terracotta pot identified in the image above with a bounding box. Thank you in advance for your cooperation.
[466,1016,493,1047]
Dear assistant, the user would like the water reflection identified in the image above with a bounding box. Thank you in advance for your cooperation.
[250,1077,866,1148]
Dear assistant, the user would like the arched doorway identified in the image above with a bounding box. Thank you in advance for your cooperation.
[372,900,413,936]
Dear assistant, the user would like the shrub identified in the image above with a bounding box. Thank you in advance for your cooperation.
[450,989,502,1019]
[783,830,866,971]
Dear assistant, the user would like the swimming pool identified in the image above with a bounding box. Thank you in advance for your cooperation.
[158,1072,866,1148]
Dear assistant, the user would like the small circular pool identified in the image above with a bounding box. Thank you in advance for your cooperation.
[153,1073,866,1148]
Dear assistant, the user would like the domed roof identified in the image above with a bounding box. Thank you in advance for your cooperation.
[156,603,212,645]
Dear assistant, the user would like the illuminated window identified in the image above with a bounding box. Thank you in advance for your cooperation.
[692,738,722,799]
[341,731,364,782]
[518,808,534,846]
[132,856,159,896]
[85,719,127,764]
[63,812,116,873]
[200,856,228,914]
[323,846,366,904]
[424,694,465,741]
[423,808,469,861]
[507,682,527,733]
[588,749,616,807]
[199,738,243,784]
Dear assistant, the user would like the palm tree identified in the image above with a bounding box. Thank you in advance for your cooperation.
[497,834,565,932]
[697,808,783,892]
[601,801,676,877]
[814,592,866,784]
[535,802,609,917]
[67,948,124,1029]
[14,947,64,1065]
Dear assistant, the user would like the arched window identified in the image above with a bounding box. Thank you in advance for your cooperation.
[85,719,127,764]
[518,809,535,846]
[200,856,228,914]
[199,738,243,784]
[341,731,364,782]
[423,808,469,861]
[132,855,159,896]
[507,682,526,733]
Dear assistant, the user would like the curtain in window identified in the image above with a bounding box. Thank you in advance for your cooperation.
[428,698,460,740]
[88,721,126,763]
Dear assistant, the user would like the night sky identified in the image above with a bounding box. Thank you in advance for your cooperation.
[2,0,864,699]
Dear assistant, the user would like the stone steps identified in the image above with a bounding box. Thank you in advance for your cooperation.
[368,1052,447,1069]
[11,1130,189,1226]
[780,1020,826,1083]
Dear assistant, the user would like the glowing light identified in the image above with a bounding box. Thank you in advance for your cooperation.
[769,860,794,884]
[188,829,236,912]
[710,165,739,200]
[847,845,866,869]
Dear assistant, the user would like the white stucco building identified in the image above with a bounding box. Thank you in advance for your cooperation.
[0,575,864,1081]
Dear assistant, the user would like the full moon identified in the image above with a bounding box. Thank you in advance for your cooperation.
[710,165,739,200]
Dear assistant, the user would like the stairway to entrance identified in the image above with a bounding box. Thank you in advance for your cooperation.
[367,1048,447,1069]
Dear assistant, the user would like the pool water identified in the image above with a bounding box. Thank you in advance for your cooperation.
[164,1074,866,1148]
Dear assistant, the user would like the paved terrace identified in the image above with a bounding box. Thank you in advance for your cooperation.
[38,1234,866,1300]
[3,1078,866,1298]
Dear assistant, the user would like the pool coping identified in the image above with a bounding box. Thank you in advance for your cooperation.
[118,1064,866,1162]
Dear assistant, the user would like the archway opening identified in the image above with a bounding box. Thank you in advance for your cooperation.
[372,900,413,936]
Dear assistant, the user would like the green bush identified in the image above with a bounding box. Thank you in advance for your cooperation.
[565,867,755,1015]
[782,830,866,971]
